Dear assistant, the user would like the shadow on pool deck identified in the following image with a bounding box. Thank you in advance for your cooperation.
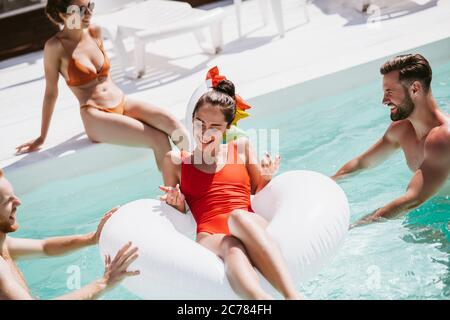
[5,132,91,172]
[314,0,439,27]
[111,33,278,94]
[1,0,309,95]
[0,50,46,90]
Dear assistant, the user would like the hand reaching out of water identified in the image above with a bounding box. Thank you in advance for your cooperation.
[159,184,187,213]
[91,207,120,244]
[102,242,140,290]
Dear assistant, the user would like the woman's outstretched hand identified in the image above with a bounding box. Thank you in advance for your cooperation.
[159,184,187,213]
[16,136,45,154]
[102,242,140,290]
[260,152,281,181]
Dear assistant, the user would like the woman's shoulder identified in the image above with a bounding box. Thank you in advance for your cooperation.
[228,138,250,164]
[231,137,251,153]
[45,34,62,50]
[44,35,65,60]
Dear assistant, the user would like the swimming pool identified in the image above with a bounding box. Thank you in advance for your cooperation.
[10,56,450,300]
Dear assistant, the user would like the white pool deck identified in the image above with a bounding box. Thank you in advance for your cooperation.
[1,0,450,172]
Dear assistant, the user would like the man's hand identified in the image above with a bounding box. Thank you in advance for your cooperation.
[16,136,45,155]
[349,210,385,229]
[159,184,186,213]
[332,129,399,180]
[55,242,140,300]
[90,207,120,244]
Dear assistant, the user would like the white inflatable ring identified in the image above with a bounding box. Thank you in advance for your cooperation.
[99,170,350,299]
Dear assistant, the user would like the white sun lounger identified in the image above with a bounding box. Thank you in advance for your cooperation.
[233,0,312,38]
[93,0,225,79]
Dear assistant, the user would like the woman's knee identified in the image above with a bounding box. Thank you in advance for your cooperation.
[147,128,170,150]
[156,111,184,138]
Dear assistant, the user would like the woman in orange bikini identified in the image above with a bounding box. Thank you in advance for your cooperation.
[160,76,301,299]
[16,0,189,170]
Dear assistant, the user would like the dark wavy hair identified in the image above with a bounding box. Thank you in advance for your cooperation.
[193,80,237,125]
[380,54,432,93]
[45,0,73,25]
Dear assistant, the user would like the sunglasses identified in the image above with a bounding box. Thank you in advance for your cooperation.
[79,2,95,17]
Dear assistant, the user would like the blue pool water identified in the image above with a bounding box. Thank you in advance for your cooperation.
[14,61,450,300]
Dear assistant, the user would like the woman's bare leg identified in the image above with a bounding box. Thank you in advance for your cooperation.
[197,233,273,300]
[124,98,190,151]
[80,107,170,170]
[228,210,301,299]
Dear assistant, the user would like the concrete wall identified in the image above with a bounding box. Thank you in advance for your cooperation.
[0,7,58,61]
[0,0,221,61]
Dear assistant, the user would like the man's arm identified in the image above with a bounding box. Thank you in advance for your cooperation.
[0,242,139,300]
[332,128,399,180]
[352,128,450,227]
[7,208,117,259]
[6,235,94,259]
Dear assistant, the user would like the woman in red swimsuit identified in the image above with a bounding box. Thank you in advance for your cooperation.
[161,79,301,299]
[16,0,189,170]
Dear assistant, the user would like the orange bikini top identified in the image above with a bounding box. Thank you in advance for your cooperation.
[58,28,110,87]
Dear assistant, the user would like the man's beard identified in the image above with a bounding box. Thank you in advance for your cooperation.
[390,89,415,121]
[0,219,18,233]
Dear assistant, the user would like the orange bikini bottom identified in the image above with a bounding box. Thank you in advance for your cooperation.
[80,96,126,115]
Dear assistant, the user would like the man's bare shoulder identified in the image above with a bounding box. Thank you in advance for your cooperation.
[426,124,450,148]
[424,123,450,166]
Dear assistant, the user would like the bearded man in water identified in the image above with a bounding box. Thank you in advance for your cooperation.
[0,169,139,299]
[332,54,450,228]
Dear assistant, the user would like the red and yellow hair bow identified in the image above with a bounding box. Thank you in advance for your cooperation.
[205,66,251,126]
